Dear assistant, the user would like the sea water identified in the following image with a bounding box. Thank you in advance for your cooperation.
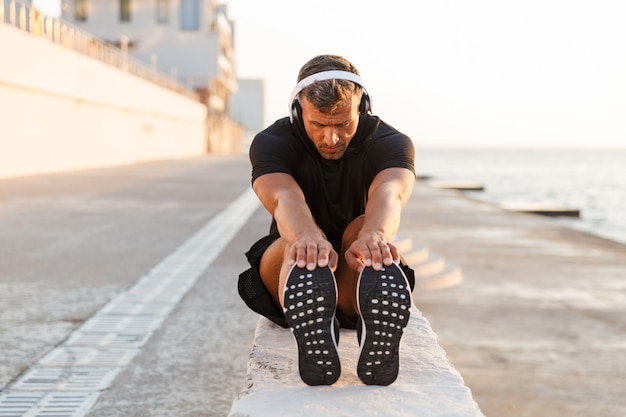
[414,147,626,245]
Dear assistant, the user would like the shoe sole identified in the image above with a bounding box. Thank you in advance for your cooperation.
[283,264,340,386]
[357,263,412,385]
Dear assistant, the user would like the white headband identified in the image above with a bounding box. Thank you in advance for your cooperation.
[288,70,369,112]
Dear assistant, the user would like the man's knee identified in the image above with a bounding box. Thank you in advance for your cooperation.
[341,215,365,248]
[259,238,288,278]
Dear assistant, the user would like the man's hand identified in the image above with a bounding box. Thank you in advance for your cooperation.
[345,231,399,272]
[288,233,338,271]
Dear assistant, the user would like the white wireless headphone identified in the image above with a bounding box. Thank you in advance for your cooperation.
[288,70,372,123]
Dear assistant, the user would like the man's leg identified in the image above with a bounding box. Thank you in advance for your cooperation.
[334,216,413,385]
[258,237,289,308]
[258,237,341,386]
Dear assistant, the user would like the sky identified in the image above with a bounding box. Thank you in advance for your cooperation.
[33,0,626,148]
[227,0,626,148]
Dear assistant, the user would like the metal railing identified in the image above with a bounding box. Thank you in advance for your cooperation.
[1,0,199,100]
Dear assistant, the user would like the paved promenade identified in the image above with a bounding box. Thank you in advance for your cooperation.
[1,155,625,416]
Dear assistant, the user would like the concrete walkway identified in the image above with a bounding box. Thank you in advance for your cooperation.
[1,155,625,416]
[406,183,626,417]
[0,156,261,417]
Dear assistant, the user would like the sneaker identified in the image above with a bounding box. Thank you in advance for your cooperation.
[283,264,341,385]
[356,262,412,385]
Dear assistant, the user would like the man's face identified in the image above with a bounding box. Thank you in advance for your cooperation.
[300,95,360,160]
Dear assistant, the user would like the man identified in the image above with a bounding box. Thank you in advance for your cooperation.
[238,54,416,386]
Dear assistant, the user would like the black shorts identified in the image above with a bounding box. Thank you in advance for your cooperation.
[237,235,416,329]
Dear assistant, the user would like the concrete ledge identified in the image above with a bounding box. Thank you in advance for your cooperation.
[228,307,485,417]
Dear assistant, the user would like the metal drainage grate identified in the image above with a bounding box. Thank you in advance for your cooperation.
[0,392,99,417]
[127,278,196,297]
[65,331,152,348]
[11,368,120,391]
[79,315,164,334]
[114,290,187,305]
[149,261,208,276]
[100,301,175,316]
[39,347,139,368]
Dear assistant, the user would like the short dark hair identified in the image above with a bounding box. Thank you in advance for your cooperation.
[296,55,363,114]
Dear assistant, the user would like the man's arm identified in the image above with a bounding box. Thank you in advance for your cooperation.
[252,172,338,271]
[345,167,416,271]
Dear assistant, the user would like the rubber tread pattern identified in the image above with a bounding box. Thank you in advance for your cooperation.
[283,265,340,385]
[357,263,412,385]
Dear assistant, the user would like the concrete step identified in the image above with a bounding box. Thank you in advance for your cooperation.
[393,236,415,255]
[395,236,462,291]
[414,262,463,291]
[412,252,447,277]
[401,243,430,265]
[228,308,484,417]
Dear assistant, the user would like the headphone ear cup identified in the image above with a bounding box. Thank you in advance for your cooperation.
[359,92,372,115]
[290,99,302,123]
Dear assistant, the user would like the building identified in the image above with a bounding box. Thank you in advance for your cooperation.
[230,78,265,151]
[61,0,241,153]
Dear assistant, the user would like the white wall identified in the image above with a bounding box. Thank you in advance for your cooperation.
[0,24,207,179]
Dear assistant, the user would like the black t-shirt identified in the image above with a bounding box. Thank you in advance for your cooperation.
[249,115,415,245]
